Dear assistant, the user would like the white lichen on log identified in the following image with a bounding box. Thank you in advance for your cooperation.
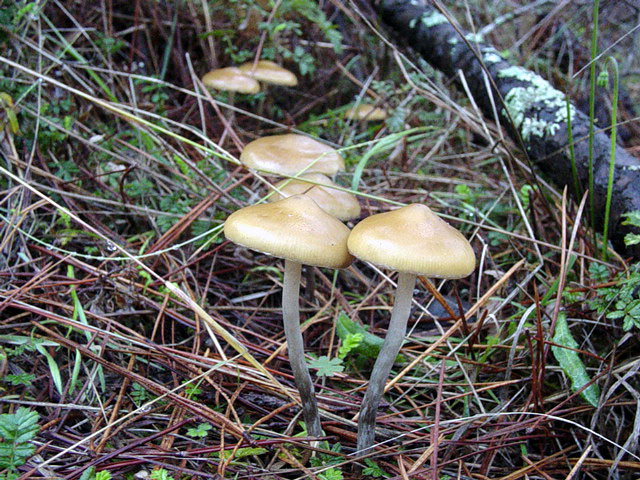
[498,66,575,141]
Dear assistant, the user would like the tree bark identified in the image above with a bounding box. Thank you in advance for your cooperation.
[379,0,640,258]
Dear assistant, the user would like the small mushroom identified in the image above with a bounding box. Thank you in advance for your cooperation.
[238,60,297,118]
[202,67,260,94]
[347,204,475,454]
[202,67,259,136]
[270,173,361,222]
[241,134,345,176]
[224,195,354,439]
[238,60,298,87]
[345,104,388,122]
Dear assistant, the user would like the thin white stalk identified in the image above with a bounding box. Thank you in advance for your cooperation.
[356,271,417,455]
[282,259,323,438]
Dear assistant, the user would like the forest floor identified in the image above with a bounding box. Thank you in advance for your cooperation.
[1,1,639,479]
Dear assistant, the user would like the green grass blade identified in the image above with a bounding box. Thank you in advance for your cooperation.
[565,93,580,197]
[601,57,619,259]
[34,341,64,395]
[587,0,600,243]
[351,128,428,191]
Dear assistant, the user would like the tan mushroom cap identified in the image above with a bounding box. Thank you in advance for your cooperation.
[238,60,298,86]
[224,195,354,269]
[241,134,345,176]
[202,67,260,94]
[345,104,388,121]
[348,204,475,278]
[270,173,361,221]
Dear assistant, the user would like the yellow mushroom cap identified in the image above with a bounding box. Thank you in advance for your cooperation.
[241,134,345,176]
[238,60,298,86]
[202,67,260,94]
[345,104,388,121]
[270,173,361,221]
[224,195,354,269]
[348,204,475,278]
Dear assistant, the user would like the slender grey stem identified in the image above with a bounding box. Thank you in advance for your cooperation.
[356,271,417,455]
[282,259,323,438]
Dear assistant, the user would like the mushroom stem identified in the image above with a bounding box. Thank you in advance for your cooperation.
[282,259,324,438]
[356,271,417,455]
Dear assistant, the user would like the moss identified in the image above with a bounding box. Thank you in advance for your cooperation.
[498,66,575,141]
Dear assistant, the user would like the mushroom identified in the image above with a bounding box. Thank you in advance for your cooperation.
[270,173,361,222]
[224,195,354,438]
[202,67,260,95]
[238,60,298,87]
[345,103,388,122]
[238,60,297,118]
[241,134,345,177]
[202,67,260,138]
[347,204,475,454]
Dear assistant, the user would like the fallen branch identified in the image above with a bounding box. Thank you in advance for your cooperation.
[378,0,640,258]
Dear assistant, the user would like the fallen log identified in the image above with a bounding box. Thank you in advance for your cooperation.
[378,0,640,258]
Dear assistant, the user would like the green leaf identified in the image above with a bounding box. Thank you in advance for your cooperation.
[33,341,63,395]
[624,233,640,246]
[79,467,95,480]
[150,469,175,480]
[588,262,609,282]
[622,211,640,246]
[621,210,640,228]
[362,458,388,478]
[0,407,39,471]
[3,373,36,387]
[186,423,212,438]
[219,446,267,459]
[551,313,600,407]
[308,356,344,377]
[337,332,363,360]
[336,311,395,360]
[318,467,343,480]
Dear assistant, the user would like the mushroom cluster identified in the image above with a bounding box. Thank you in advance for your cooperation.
[202,60,298,135]
[224,197,475,451]
[208,52,474,462]
[202,60,298,95]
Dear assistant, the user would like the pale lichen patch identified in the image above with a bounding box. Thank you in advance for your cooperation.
[483,52,502,64]
[498,65,575,141]
[465,32,484,43]
[421,11,448,27]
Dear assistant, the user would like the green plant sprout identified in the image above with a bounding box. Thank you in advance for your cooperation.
[587,0,600,240]
[599,56,619,259]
